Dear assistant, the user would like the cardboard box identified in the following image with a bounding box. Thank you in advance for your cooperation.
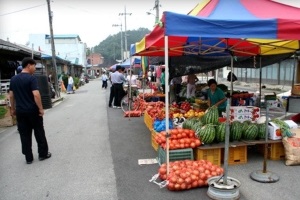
[230,106,260,114]
[268,122,282,140]
[284,120,298,129]
[290,128,300,138]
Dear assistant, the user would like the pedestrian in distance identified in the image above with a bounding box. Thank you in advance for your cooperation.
[108,70,116,108]
[9,57,51,164]
[186,68,199,98]
[101,73,108,89]
[67,74,75,94]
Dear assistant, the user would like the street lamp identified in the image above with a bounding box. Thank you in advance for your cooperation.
[119,6,131,60]
[146,11,156,25]
[112,23,124,61]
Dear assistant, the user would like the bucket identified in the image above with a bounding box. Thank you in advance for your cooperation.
[292,84,300,96]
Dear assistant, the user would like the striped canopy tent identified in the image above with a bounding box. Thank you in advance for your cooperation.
[130,0,300,58]
[130,0,300,183]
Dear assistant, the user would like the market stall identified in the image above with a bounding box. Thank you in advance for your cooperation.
[131,0,300,195]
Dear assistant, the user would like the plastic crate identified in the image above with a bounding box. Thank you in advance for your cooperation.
[257,142,285,160]
[194,148,221,166]
[144,111,154,130]
[157,147,194,165]
[222,145,247,165]
[151,130,159,152]
[269,143,285,160]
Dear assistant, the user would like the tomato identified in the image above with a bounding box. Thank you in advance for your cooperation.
[198,166,205,173]
[179,139,185,144]
[192,169,200,176]
[174,183,181,190]
[190,142,196,148]
[180,172,187,179]
[195,139,201,146]
[159,167,167,175]
[205,169,211,175]
[167,182,175,191]
[177,133,182,139]
[185,177,192,184]
[190,174,198,181]
[181,132,187,138]
[211,171,217,176]
[180,183,187,190]
[177,177,184,184]
[174,170,181,176]
[192,181,198,188]
[199,173,206,180]
[198,179,205,187]
[216,168,222,175]
[169,176,177,183]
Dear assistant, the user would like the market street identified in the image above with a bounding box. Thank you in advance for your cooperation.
[1,79,300,200]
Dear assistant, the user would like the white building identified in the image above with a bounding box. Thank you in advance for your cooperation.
[28,34,87,67]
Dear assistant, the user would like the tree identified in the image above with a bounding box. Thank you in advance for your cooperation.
[93,28,150,67]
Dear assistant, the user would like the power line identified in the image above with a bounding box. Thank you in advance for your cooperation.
[0,4,46,17]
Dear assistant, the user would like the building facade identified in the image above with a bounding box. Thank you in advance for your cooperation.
[29,34,87,67]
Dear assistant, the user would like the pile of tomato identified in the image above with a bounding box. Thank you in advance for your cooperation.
[158,160,224,191]
[154,128,201,150]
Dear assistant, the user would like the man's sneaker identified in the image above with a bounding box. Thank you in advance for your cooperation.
[113,106,117,108]
[39,152,52,161]
[117,107,121,109]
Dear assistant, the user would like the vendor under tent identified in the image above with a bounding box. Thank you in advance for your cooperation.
[130,0,300,190]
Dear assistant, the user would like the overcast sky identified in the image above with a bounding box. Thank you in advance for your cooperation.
[0,0,200,48]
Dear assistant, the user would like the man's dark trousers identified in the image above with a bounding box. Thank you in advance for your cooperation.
[16,112,49,161]
[108,84,115,107]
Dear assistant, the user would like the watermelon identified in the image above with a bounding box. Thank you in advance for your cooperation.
[203,106,219,125]
[230,121,242,141]
[257,123,267,139]
[243,124,258,140]
[196,124,216,144]
[241,121,251,138]
[215,122,226,142]
[191,121,203,132]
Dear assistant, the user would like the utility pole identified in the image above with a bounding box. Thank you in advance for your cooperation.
[119,6,131,60]
[112,23,123,61]
[46,0,60,98]
[154,0,160,24]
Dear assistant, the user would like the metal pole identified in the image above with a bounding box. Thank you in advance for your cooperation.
[120,24,124,61]
[154,0,159,24]
[164,36,170,175]
[46,0,60,98]
[31,43,34,59]
[119,6,131,60]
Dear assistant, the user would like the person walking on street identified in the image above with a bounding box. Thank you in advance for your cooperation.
[113,65,126,108]
[67,74,75,94]
[101,73,108,89]
[9,57,51,164]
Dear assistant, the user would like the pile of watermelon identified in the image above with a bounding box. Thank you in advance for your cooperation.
[182,106,268,144]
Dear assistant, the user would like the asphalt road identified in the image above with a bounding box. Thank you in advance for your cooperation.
[1,79,300,200]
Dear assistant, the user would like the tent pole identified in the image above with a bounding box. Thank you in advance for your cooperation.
[164,36,170,175]
[223,55,233,185]
[128,62,132,121]
[259,56,262,110]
